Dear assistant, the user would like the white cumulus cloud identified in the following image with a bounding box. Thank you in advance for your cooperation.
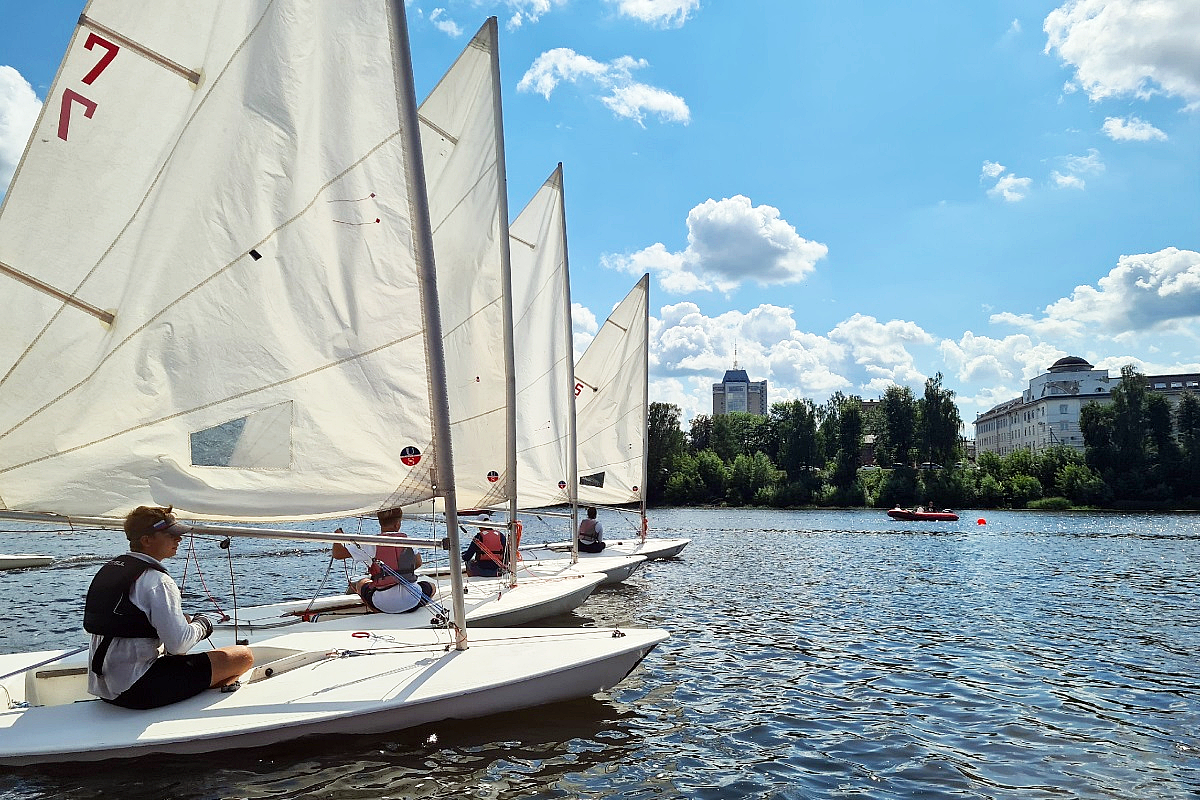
[1102,115,1168,141]
[990,248,1200,339]
[428,8,463,37]
[502,0,567,29]
[604,195,828,295]
[1051,147,1104,189]
[571,302,599,362]
[987,172,1033,202]
[636,303,942,420]
[517,49,689,126]
[0,66,41,195]
[1044,0,1200,104]
[610,0,700,28]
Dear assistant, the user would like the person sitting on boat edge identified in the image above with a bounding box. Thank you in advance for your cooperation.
[332,507,435,613]
[461,514,507,577]
[577,506,606,553]
[83,506,254,710]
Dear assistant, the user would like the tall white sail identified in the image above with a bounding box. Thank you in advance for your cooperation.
[574,274,650,507]
[0,1,446,521]
[509,165,577,508]
[418,18,516,512]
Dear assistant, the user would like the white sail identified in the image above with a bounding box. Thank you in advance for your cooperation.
[509,165,578,509]
[417,18,516,512]
[0,1,444,520]
[574,274,650,507]
[0,5,669,768]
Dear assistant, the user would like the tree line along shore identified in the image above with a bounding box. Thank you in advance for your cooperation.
[647,367,1200,512]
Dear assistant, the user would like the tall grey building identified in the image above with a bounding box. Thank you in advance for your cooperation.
[713,367,768,416]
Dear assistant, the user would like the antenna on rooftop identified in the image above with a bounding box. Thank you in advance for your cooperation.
[733,343,739,369]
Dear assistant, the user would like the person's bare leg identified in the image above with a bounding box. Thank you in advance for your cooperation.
[207,646,254,688]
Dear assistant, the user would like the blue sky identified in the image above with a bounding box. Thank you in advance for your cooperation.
[2,0,1198,432]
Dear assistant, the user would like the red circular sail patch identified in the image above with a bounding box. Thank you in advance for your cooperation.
[400,446,422,466]
[558,480,567,490]
[487,470,500,483]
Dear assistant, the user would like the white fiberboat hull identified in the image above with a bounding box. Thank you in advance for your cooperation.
[525,537,691,562]
[516,554,646,585]
[0,554,54,570]
[211,572,604,639]
[0,626,667,765]
[422,554,646,585]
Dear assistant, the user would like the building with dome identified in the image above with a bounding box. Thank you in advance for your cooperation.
[973,357,1200,456]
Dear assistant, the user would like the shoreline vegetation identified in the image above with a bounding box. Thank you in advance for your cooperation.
[647,366,1200,513]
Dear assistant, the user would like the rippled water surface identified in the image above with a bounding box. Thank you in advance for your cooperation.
[2,508,1199,799]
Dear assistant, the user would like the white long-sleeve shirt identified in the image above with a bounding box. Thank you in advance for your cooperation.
[87,552,209,700]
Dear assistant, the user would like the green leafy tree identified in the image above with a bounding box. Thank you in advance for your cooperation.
[1081,365,1163,504]
[1177,392,1200,504]
[917,372,962,465]
[877,384,918,467]
[664,453,701,505]
[727,451,782,505]
[767,399,821,480]
[693,449,728,504]
[1033,445,1083,491]
[1055,462,1110,506]
[1147,393,1180,498]
[689,414,713,454]
[831,400,863,490]
[647,402,685,505]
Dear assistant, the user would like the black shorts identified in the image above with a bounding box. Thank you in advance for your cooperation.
[106,653,212,710]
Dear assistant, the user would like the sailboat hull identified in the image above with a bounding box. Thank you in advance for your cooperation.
[526,537,691,562]
[0,626,667,765]
[210,572,604,639]
[0,555,54,570]
[516,554,647,584]
[419,554,646,585]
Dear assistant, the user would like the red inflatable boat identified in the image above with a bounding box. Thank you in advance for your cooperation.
[887,508,960,522]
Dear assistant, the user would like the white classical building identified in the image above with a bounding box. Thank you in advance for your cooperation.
[974,356,1200,456]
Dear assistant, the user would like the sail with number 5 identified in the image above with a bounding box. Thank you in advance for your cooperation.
[574,274,650,509]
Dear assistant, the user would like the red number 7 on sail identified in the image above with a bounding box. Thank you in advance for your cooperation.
[81,33,119,84]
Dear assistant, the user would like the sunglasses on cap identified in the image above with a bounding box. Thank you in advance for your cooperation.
[151,517,191,538]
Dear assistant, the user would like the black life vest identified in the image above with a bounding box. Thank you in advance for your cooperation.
[83,555,167,675]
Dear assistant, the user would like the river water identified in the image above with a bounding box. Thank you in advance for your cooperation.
[1,508,1198,799]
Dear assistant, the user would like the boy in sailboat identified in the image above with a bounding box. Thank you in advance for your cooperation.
[578,506,606,553]
[332,508,436,613]
[83,506,254,710]
[461,513,508,577]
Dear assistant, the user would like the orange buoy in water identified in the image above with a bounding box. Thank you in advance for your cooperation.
[977,518,986,525]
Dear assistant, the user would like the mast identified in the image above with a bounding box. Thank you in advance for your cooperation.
[487,18,520,581]
[560,165,581,560]
[386,0,467,646]
[640,272,650,539]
